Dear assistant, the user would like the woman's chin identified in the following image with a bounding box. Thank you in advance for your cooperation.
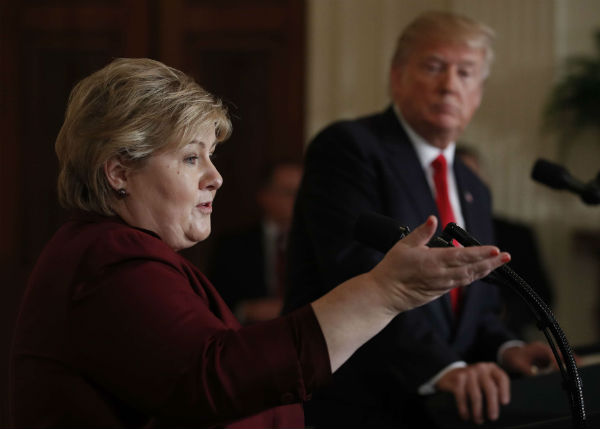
[188,227,211,244]
[165,233,207,252]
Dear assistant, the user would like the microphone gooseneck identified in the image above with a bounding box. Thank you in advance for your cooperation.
[353,213,587,429]
[443,222,586,429]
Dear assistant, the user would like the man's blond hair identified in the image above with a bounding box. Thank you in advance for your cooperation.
[391,11,495,78]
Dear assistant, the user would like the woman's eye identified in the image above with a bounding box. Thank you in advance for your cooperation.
[184,155,199,165]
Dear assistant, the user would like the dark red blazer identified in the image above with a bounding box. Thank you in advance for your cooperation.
[10,212,330,428]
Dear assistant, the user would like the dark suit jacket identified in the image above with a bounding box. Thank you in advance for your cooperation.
[285,107,517,426]
[209,224,269,310]
[10,212,330,428]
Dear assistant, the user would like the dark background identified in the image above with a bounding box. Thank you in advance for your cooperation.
[0,0,306,424]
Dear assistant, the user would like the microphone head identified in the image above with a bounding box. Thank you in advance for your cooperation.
[531,159,572,190]
[443,222,482,247]
[354,212,410,253]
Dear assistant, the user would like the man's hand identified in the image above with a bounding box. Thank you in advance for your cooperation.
[436,362,510,425]
[501,341,556,376]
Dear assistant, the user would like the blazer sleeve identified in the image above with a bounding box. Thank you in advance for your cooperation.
[68,252,330,427]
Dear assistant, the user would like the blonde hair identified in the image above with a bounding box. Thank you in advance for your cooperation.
[55,57,232,216]
[391,11,496,79]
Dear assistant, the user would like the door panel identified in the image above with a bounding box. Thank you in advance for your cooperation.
[0,1,305,424]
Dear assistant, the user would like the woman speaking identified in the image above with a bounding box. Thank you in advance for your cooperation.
[10,58,509,428]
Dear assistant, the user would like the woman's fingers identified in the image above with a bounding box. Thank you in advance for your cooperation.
[375,217,511,313]
[441,248,510,284]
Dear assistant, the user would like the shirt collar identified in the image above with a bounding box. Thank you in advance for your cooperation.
[393,104,456,171]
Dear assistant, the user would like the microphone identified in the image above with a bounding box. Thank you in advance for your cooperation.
[531,158,600,205]
[353,212,452,253]
[353,213,498,282]
[354,212,411,253]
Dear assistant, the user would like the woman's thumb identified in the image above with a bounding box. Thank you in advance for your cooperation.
[401,216,438,248]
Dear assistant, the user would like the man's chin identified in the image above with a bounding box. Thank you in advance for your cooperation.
[430,118,463,137]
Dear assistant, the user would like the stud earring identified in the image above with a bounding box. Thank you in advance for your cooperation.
[117,188,128,198]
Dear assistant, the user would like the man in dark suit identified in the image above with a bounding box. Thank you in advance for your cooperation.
[210,162,302,324]
[284,11,554,427]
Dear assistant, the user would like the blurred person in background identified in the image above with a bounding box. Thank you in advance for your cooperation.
[210,162,302,324]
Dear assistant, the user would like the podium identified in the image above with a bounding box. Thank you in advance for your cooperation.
[425,362,600,428]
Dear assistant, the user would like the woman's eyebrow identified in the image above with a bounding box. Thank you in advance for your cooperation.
[186,140,217,152]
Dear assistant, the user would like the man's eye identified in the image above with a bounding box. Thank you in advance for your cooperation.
[424,62,442,73]
[459,69,473,78]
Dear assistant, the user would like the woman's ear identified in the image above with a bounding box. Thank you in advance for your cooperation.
[104,156,129,191]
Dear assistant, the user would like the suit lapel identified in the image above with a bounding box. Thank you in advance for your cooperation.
[452,160,484,332]
[454,161,477,233]
[379,107,440,227]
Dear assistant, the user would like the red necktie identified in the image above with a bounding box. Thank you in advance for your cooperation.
[431,154,461,315]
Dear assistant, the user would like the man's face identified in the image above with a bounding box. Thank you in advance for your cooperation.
[391,38,486,148]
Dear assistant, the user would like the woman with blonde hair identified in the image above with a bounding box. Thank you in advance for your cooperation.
[10,57,509,428]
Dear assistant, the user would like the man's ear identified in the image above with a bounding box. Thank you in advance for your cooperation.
[104,156,129,191]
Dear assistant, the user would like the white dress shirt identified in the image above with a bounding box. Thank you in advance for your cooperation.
[395,109,465,229]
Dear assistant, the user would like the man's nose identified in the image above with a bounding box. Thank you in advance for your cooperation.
[439,67,461,92]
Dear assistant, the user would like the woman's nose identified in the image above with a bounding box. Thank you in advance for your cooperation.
[202,161,223,191]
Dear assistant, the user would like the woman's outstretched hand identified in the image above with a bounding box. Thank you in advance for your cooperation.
[370,215,510,314]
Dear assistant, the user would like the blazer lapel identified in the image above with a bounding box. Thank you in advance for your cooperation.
[452,160,483,331]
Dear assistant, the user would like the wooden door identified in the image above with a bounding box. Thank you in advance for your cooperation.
[157,0,306,265]
[0,0,305,424]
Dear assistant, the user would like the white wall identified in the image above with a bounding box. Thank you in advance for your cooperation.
[305,0,600,346]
